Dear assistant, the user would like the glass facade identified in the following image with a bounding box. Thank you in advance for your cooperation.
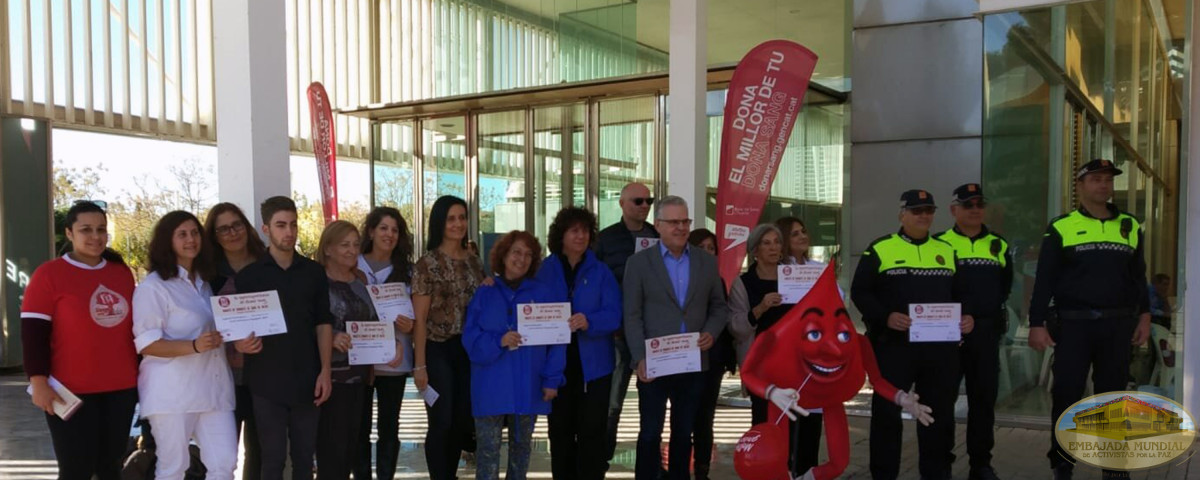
[983,0,1186,416]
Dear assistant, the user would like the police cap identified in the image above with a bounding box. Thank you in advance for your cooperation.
[951,183,984,204]
[899,189,936,209]
[1076,159,1123,180]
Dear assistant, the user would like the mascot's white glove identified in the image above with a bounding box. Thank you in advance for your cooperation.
[766,384,810,421]
[894,388,934,426]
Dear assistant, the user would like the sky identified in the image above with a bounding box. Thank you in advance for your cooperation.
[54,129,371,208]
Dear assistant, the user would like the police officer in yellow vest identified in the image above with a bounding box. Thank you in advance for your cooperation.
[851,189,974,480]
[933,184,1012,480]
[1027,159,1151,480]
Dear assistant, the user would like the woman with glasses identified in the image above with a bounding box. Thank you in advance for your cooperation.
[412,196,486,480]
[203,202,268,480]
[22,201,139,479]
[315,220,383,480]
[353,207,415,480]
[134,210,236,480]
[535,208,620,480]
[464,230,564,480]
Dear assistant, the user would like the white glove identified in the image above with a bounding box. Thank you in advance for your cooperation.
[895,388,934,426]
[766,385,810,421]
[793,468,816,480]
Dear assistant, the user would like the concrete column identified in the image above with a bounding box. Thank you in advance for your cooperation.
[1181,0,1198,420]
[667,0,707,217]
[213,0,290,225]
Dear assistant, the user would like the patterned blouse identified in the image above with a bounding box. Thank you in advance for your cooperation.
[412,249,485,342]
[329,278,377,384]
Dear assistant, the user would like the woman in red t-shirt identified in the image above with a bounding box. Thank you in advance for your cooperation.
[22,201,138,480]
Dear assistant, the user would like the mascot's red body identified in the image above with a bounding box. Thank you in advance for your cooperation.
[736,262,902,480]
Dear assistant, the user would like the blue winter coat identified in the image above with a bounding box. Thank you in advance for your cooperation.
[463,276,567,417]
[534,251,622,383]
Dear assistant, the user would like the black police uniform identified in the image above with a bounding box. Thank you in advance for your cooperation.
[933,184,1013,477]
[851,189,961,480]
[1028,160,1150,473]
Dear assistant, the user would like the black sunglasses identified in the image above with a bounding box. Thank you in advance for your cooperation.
[960,200,987,210]
[632,197,655,206]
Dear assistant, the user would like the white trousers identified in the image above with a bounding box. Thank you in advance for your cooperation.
[146,410,237,480]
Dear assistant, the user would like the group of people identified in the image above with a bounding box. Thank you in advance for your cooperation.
[22,158,1150,480]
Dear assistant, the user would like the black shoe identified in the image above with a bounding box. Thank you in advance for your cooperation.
[969,466,1000,480]
[1053,463,1073,480]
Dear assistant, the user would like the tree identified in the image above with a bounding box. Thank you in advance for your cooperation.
[53,164,106,210]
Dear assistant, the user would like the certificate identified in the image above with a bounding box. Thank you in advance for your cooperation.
[908,303,962,342]
[366,283,415,323]
[644,333,701,379]
[211,291,288,341]
[777,264,826,304]
[517,302,571,346]
[347,321,397,366]
[634,237,660,253]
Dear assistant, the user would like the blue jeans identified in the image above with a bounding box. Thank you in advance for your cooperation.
[634,372,704,480]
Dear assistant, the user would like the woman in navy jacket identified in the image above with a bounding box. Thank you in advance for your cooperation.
[535,207,622,479]
[463,230,566,480]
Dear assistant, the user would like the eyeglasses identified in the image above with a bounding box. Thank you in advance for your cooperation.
[659,218,692,228]
[631,197,655,206]
[959,200,987,210]
[909,207,937,216]
[215,221,246,237]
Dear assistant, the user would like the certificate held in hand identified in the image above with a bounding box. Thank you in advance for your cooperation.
[347,321,397,365]
[517,302,571,346]
[644,332,701,379]
[908,303,962,342]
[366,283,415,322]
[777,264,826,304]
[211,291,289,341]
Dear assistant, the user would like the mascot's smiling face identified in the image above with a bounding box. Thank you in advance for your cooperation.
[798,305,859,384]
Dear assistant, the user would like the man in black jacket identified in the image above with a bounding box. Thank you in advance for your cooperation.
[595,182,658,467]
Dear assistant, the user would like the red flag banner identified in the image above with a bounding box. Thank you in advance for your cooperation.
[307,82,339,225]
[715,40,818,288]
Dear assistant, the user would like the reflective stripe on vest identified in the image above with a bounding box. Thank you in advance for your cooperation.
[1051,210,1140,251]
[873,234,957,275]
[937,230,1008,268]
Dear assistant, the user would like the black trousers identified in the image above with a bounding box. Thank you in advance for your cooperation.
[549,368,612,480]
[960,317,1002,469]
[749,395,824,476]
[869,340,960,480]
[1047,317,1137,469]
[317,383,367,480]
[353,374,408,480]
[45,387,137,480]
[607,335,635,463]
[235,384,262,480]
[425,337,474,480]
[252,394,320,480]
[635,372,704,480]
[693,332,734,476]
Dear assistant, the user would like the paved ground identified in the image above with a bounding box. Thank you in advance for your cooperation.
[0,373,1194,479]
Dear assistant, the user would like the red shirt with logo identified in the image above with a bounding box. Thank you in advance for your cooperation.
[21,256,138,394]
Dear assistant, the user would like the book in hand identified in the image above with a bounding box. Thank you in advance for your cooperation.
[26,376,83,420]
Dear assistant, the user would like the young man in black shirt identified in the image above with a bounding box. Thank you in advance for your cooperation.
[234,196,333,480]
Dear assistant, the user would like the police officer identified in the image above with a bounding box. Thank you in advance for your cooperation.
[1028,159,1151,480]
[933,184,1012,480]
[851,189,974,480]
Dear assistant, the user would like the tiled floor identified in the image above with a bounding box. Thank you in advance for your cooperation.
[1,374,1194,479]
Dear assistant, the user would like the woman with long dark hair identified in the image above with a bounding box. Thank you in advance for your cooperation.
[134,210,236,480]
[353,206,415,480]
[535,208,620,480]
[685,228,737,480]
[776,216,813,265]
[203,202,268,480]
[22,201,139,479]
[412,196,485,480]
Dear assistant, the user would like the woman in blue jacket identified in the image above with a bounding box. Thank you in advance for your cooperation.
[463,230,566,480]
[535,207,622,480]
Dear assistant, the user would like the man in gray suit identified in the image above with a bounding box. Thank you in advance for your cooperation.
[623,195,729,480]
